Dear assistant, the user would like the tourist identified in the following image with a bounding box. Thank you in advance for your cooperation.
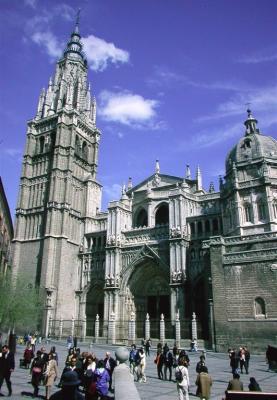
[229,348,239,374]
[145,338,151,356]
[248,377,262,392]
[103,352,116,391]
[95,360,110,398]
[0,345,15,397]
[49,370,84,400]
[190,338,197,352]
[67,335,73,350]
[154,348,164,380]
[49,346,59,365]
[23,342,34,369]
[239,346,247,374]
[30,350,44,397]
[30,335,36,353]
[244,346,250,374]
[175,357,189,400]
[137,347,146,383]
[163,347,174,381]
[226,373,243,392]
[195,365,212,399]
[179,350,190,366]
[83,355,97,399]
[44,352,58,400]
[129,344,137,376]
[196,355,206,373]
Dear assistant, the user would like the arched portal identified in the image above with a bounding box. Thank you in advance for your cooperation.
[86,284,104,336]
[126,258,170,338]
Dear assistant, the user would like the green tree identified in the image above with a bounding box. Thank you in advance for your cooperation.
[0,271,43,333]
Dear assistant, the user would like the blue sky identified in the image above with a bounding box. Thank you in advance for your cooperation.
[1,0,277,216]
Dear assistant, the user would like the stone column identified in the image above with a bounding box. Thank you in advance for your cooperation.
[59,318,63,340]
[48,315,53,337]
[160,314,165,344]
[191,312,197,341]
[82,315,87,341]
[95,314,100,343]
[45,309,51,339]
[175,311,181,348]
[71,316,75,337]
[108,311,116,344]
[128,312,136,344]
[208,300,216,351]
[145,313,150,340]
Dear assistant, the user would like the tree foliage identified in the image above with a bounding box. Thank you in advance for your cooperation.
[0,271,43,333]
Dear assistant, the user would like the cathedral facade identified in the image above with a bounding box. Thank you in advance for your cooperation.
[12,25,277,351]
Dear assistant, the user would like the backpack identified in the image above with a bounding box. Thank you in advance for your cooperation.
[175,367,183,382]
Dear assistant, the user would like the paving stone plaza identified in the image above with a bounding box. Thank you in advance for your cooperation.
[3,340,276,400]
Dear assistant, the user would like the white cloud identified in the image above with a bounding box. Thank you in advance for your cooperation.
[237,49,277,64]
[31,31,63,59]
[103,183,122,202]
[82,35,129,71]
[98,90,158,126]
[24,0,37,8]
[196,85,277,122]
[148,66,249,92]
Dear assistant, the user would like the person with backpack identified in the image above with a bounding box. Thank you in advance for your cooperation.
[175,357,190,400]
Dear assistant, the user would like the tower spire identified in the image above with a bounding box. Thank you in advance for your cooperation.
[63,9,86,64]
[74,8,81,34]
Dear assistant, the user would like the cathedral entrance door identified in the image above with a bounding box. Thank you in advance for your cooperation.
[127,259,170,339]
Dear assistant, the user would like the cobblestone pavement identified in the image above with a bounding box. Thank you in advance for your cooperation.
[1,340,276,400]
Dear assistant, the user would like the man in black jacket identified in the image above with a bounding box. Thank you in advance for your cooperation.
[0,345,15,396]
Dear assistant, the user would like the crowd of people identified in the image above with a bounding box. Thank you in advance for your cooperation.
[0,338,270,400]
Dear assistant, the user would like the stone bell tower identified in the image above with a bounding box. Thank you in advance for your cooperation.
[12,17,102,332]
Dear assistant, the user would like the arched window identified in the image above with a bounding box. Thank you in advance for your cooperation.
[205,220,210,233]
[155,203,169,225]
[273,200,277,219]
[134,208,148,228]
[190,223,195,236]
[197,221,203,235]
[75,136,80,156]
[243,203,253,223]
[254,297,266,318]
[212,218,219,233]
[82,141,88,160]
[39,136,45,153]
[257,200,266,221]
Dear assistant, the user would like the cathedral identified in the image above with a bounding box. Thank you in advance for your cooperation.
[12,23,277,352]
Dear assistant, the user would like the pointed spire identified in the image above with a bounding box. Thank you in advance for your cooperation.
[209,182,215,193]
[244,108,259,136]
[74,8,81,34]
[186,164,191,179]
[127,177,133,190]
[121,183,128,202]
[63,10,86,64]
[196,165,202,191]
[155,159,160,174]
[36,88,46,119]
[91,96,96,125]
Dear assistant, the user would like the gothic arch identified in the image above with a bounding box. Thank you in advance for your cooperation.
[121,256,170,337]
[155,202,169,225]
[133,207,148,227]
